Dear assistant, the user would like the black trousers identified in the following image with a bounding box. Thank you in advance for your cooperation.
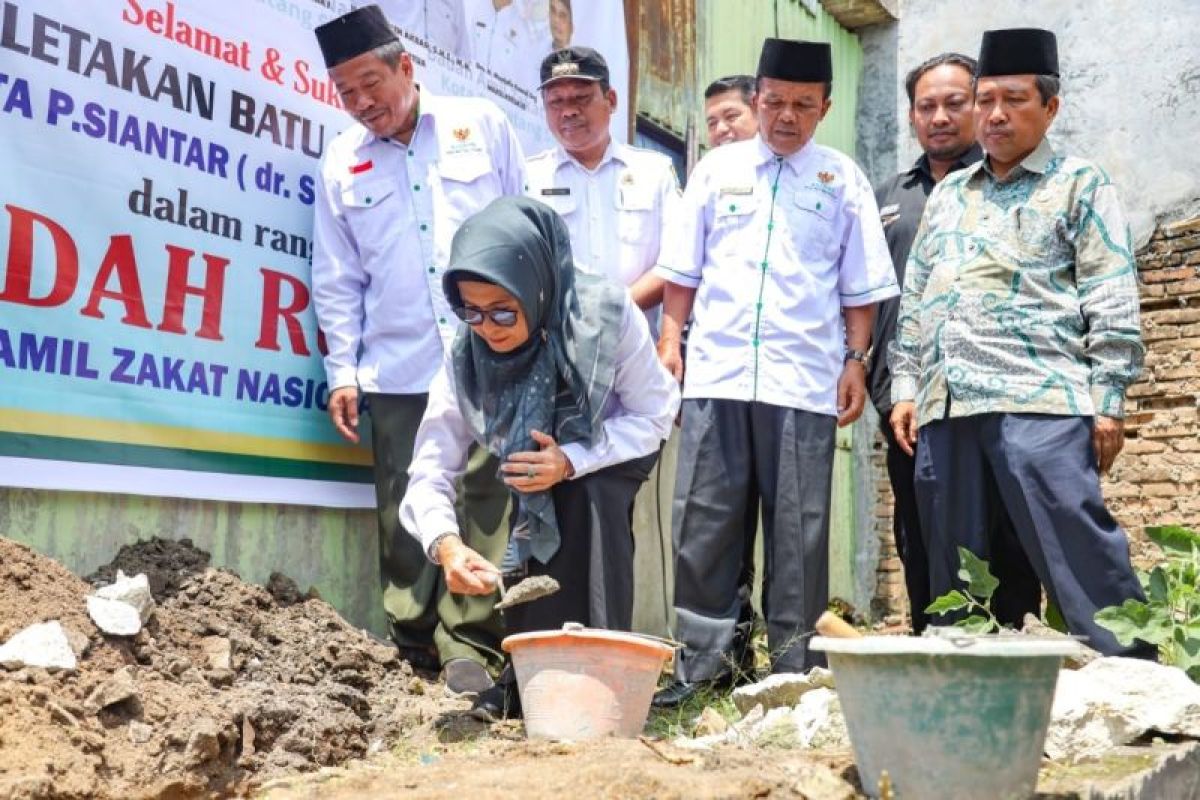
[504,452,659,635]
[881,420,1039,631]
[917,413,1150,656]
[672,399,835,680]
[881,421,931,633]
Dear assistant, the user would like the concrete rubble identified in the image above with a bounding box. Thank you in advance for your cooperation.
[730,667,835,715]
[0,620,77,672]
[86,595,144,636]
[94,570,155,622]
[692,706,728,737]
[86,570,155,636]
[1046,657,1200,762]
[679,684,849,751]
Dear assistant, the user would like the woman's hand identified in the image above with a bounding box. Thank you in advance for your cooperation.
[501,429,575,493]
[436,535,501,595]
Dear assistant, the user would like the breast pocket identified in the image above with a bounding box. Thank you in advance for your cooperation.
[615,184,656,245]
[708,196,758,262]
[792,189,838,260]
[340,178,399,252]
[438,155,498,224]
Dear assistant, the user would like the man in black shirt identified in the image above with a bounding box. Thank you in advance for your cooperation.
[869,53,984,632]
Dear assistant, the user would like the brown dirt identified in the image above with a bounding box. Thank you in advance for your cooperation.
[0,537,443,799]
[258,738,862,800]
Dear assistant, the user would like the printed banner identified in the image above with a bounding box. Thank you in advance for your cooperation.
[0,0,629,508]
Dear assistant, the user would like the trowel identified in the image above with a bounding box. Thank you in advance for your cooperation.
[493,573,560,610]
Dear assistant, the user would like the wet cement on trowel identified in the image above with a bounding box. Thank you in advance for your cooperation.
[495,575,560,610]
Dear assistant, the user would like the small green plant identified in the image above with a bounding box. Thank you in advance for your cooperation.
[1095,525,1200,681]
[924,547,1002,634]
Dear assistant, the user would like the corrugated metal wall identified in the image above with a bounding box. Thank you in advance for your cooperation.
[697,0,863,156]
[634,0,698,153]
[636,0,864,160]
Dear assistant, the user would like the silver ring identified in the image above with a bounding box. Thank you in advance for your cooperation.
[526,466,536,479]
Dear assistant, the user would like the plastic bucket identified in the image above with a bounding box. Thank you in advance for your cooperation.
[502,623,674,740]
[811,635,1080,800]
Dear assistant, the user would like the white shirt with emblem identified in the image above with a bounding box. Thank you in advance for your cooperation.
[312,87,526,395]
[655,137,897,415]
[464,0,546,90]
[525,141,680,330]
[362,1,473,62]
[400,292,680,556]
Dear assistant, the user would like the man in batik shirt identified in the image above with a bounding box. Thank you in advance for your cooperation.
[889,27,1150,657]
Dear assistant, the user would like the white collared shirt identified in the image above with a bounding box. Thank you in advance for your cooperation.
[465,0,546,89]
[655,136,898,415]
[525,141,680,288]
[311,88,526,394]
[400,293,680,556]
[365,1,473,61]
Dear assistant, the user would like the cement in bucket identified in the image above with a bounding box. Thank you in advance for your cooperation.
[502,623,674,740]
[812,634,1081,799]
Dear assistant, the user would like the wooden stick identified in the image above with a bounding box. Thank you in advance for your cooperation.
[815,610,862,639]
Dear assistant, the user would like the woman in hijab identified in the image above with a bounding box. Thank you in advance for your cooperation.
[400,196,679,718]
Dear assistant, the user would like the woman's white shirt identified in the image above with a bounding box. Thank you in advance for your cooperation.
[399,293,680,557]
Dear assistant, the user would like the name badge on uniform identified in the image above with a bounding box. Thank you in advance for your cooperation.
[541,187,571,196]
[719,186,753,196]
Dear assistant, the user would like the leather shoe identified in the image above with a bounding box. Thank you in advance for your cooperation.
[470,680,522,721]
[443,659,494,696]
[651,679,702,709]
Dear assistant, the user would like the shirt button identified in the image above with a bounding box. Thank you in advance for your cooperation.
[428,266,435,274]
[407,149,413,156]
[438,317,446,324]
[413,184,421,191]
[420,223,428,231]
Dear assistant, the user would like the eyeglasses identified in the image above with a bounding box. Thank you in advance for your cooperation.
[453,306,520,327]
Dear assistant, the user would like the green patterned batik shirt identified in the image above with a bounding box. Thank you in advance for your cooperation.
[888,138,1144,426]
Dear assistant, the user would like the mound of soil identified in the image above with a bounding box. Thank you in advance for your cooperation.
[0,537,437,799]
[87,537,211,599]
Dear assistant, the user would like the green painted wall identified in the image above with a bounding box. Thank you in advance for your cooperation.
[0,488,385,633]
[697,0,863,157]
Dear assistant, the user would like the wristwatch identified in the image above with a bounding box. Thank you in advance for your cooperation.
[844,348,869,365]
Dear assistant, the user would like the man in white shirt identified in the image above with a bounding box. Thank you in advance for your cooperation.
[704,74,758,148]
[525,46,679,327]
[311,5,525,694]
[653,38,897,706]
[464,0,545,91]
[366,0,473,63]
